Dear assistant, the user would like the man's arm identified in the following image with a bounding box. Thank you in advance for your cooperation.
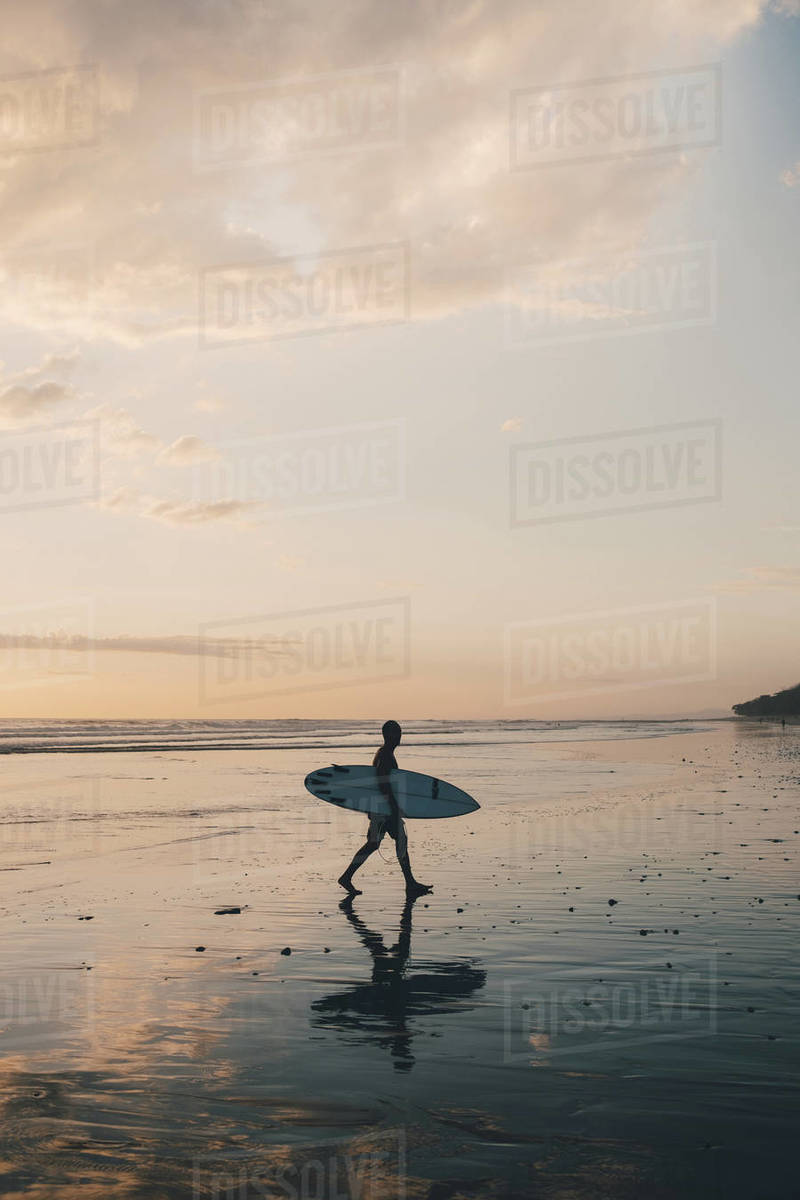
[375,748,400,829]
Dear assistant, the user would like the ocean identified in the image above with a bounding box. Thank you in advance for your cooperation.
[0,716,718,754]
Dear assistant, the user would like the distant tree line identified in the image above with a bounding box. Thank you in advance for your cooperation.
[732,682,800,717]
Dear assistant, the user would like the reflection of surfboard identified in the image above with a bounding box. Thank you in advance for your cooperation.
[304,764,479,819]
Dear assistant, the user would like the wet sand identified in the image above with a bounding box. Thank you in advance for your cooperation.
[0,721,797,1198]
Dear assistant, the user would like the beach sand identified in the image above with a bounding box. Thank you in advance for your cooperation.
[0,720,797,1198]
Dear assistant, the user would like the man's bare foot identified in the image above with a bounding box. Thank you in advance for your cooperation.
[406,881,433,898]
[338,874,362,895]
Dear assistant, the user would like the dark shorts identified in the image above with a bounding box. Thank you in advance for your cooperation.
[368,813,408,856]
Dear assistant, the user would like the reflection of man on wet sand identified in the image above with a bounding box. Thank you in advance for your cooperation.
[311,896,486,1073]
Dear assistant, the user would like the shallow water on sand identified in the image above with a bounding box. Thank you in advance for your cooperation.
[0,721,797,1198]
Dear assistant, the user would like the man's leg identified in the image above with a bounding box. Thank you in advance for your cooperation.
[393,821,432,896]
[338,818,383,894]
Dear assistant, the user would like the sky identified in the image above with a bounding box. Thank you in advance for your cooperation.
[0,0,798,719]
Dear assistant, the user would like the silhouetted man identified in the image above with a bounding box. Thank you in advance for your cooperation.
[338,720,432,897]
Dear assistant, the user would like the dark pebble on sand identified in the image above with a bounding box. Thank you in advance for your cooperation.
[78,916,94,921]
[214,907,241,915]
[324,947,331,953]
[639,929,648,935]
[608,899,617,906]
[281,947,291,956]
[195,946,205,952]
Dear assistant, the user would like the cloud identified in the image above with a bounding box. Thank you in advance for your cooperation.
[98,486,260,526]
[0,348,79,427]
[717,566,800,593]
[86,403,162,457]
[0,630,296,659]
[142,496,259,525]
[376,576,418,591]
[194,388,225,413]
[0,380,71,426]
[275,554,304,571]
[500,417,523,432]
[17,350,80,381]
[0,0,780,342]
[159,434,220,465]
[99,486,141,512]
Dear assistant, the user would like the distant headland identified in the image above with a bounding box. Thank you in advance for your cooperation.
[732,682,800,718]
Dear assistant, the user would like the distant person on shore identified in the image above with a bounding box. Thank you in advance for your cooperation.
[338,720,432,898]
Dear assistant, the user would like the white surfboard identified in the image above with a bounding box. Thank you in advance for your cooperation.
[304,764,479,820]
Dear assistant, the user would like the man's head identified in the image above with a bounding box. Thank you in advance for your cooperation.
[382,719,402,748]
